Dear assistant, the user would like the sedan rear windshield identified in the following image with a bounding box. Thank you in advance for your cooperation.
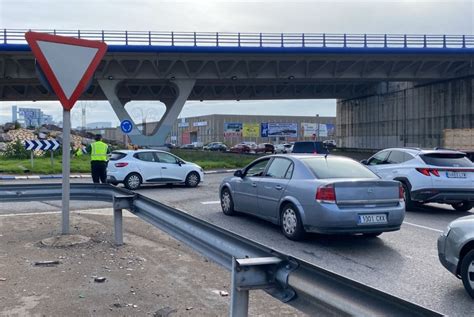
[301,157,378,179]
[109,152,127,161]
[420,153,473,167]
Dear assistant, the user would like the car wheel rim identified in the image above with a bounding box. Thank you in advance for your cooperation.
[128,175,140,189]
[221,191,231,211]
[282,208,297,235]
[188,174,198,186]
[468,261,474,289]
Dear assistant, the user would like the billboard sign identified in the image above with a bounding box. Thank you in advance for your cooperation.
[178,122,189,128]
[193,121,207,127]
[267,123,297,137]
[302,123,317,137]
[242,123,260,137]
[261,123,269,137]
[318,124,328,137]
[224,122,242,137]
[326,124,336,136]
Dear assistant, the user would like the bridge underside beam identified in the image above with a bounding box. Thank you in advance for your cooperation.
[99,79,195,146]
[0,79,377,101]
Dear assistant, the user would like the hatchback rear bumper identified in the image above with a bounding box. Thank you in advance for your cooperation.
[411,188,474,203]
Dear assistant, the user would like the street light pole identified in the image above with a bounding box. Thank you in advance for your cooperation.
[316,114,320,141]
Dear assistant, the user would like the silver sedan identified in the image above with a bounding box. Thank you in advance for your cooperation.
[219,154,405,240]
[438,215,474,298]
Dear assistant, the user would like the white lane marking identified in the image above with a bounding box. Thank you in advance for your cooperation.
[201,201,220,205]
[403,221,443,233]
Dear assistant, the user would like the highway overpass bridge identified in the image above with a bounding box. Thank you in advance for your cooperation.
[1,29,473,145]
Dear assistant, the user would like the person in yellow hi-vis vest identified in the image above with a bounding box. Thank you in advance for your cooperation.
[86,134,110,183]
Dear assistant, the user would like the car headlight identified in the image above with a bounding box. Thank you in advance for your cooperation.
[441,224,451,237]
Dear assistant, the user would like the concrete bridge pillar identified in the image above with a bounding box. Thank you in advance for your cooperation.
[99,79,195,146]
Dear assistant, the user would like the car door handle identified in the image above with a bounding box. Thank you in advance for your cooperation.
[251,182,257,187]
[162,167,167,169]
[275,185,282,190]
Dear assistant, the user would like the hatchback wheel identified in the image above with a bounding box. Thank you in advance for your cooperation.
[221,188,236,216]
[280,204,305,241]
[461,249,474,298]
[451,201,472,212]
[185,172,200,187]
[124,173,142,190]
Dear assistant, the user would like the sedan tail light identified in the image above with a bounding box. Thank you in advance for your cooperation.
[316,184,336,203]
[399,184,404,201]
[115,162,129,168]
[416,168,440,177]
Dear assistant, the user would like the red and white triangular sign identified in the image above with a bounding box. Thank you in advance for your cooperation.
[25,31,107,110]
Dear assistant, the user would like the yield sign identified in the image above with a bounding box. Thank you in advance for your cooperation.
[25,32,107,110]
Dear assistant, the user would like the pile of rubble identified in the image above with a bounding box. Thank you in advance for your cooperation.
[0,123,94,153]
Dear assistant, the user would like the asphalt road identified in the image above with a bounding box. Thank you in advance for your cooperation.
[1,174,473,316]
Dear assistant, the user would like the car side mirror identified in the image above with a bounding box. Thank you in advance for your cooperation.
[177,160,184,166]
[360,159,368,165]
[234,170,244,178]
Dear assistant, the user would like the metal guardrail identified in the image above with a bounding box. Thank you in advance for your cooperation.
[1,28,473,49]
[0,183,443,316]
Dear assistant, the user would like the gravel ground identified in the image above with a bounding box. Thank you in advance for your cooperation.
[0,209,303,316]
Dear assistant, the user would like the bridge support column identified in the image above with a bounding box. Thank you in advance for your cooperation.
[99,79,195,146]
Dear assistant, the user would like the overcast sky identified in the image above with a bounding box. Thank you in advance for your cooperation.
[1,0,473,126]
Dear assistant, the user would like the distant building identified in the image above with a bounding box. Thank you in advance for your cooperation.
[86,122,112,129]
[12,106,56,127]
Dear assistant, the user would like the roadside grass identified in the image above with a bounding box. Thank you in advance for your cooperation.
[0,155,91,174]
[0,150,258,174]
[171,149,259,170]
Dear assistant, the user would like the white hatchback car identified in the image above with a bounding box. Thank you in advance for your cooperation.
[107,150,204,190]
[362,148,474,211]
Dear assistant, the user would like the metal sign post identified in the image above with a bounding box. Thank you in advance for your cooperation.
[25,31,107,235]
[62,110,71,234]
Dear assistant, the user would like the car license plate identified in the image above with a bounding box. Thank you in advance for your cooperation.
[358,214,387,225]
[446,171,467,178]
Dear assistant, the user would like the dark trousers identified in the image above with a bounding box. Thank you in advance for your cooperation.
[91,161,107,184]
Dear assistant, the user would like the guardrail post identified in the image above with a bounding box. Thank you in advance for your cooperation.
[443,34,446,48]
[462,35,466,48]
[384,34,387,47]
[230,257,249,317]
[148,31,151,45]
[302,33,305,47]
[343,34,347,48]
[259,33,262,47]
[171,32,174,46]
[216,32,219,47]
[112,194,134,246]
[114,208,123,246]
[78,30,81,39]
[102,30,105,42]
[194,32,197,46]
[364,33,367,48]
[281,33,284,47]
[404,34,407,48]
[125,31,128,45]
[423,35,427,48]
[238,32,241,47]
[3,29,6,44]
[322,33,325,47]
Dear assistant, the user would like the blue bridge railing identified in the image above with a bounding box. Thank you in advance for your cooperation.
[1,29,473,49]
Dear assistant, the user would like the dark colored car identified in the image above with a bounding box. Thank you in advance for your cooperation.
[255,143,275,154]
[229,144,251,154]
[209,143,228,152]
[292,141,329,154]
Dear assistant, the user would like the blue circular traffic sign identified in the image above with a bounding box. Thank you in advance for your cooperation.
[120,120,133,134]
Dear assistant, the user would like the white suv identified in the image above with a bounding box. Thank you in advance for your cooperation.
[362,148,474,211]
[107,150,204,190]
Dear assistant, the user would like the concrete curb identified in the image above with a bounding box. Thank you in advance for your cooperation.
[0,169,236,180]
